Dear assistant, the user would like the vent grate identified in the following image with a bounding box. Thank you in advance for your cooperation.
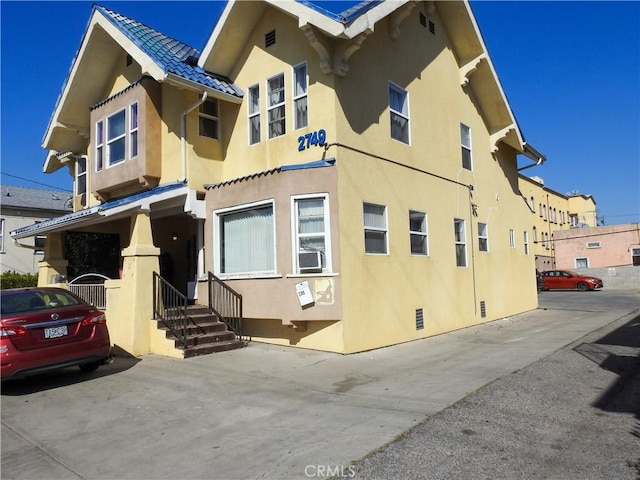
[419,13,427,27]
[429,21,435,34]
[265,30,276,47]
[416,308,424,330]
[480,301,486,318]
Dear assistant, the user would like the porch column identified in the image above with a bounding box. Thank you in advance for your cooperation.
[116,210,160,356]
[37,232,68,287]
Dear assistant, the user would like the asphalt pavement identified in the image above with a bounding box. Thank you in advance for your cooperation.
[2,289,639,480]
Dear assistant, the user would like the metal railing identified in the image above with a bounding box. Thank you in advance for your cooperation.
[207,272,247,343]
[152,272,189,349]
[67,273,110,309]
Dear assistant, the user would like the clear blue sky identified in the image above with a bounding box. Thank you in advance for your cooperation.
[1,1,638,225]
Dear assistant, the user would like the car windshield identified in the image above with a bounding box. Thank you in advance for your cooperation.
[1,290,82,315]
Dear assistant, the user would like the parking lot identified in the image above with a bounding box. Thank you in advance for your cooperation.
[2,289,639,479]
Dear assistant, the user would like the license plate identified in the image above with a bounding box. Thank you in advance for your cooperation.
[44,325,68,339]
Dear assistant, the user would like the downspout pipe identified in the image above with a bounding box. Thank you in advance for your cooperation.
[180,91,208,182]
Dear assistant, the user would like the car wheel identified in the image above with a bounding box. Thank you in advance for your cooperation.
[577,282,590,291]
[79,361,101,373]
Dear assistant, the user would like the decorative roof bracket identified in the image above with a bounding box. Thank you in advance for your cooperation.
[334,31,371,77]
[460,53,486,87]
[490,125,514,154]
[58,121,90,139]
[301,24,332,75]
[389,1,418,39]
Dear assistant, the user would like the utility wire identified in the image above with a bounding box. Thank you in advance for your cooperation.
[1,172,72,192]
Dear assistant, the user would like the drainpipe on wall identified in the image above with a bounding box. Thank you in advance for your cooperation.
[180,91,208,182]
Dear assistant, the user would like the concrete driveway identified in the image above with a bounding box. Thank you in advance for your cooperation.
[2,289,639,479]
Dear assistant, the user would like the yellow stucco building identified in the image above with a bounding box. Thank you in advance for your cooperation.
[518,175,597,271]
[12,1,549,356]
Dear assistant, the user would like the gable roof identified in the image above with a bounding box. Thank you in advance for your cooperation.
[199,0,544,163]
[43,4,243,173]
[0,185,73,213]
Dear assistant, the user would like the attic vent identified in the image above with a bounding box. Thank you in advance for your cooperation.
[419,13,427,27]
[126,54,132,66]
[586,241,601,249]
[265,30,276,47]
[416,308,424,330]
[429,21,435,34]
[480,301,486,318]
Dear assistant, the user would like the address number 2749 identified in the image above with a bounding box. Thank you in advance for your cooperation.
[297,129,327,151]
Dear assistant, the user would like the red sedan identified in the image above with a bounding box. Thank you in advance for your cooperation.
[1,287,111,381]
[540,270,604,291]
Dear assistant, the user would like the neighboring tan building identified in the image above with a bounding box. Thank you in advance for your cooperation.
[518,175,597,271]
[1,185,72,275]
[11,0,548,356]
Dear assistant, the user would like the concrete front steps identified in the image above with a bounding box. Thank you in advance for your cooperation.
[157,305,247,358]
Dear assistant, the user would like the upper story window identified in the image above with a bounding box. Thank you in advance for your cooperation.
[478,222,488,252]
[76,157,87,206]
[293,63,308,130]
[248,84,261,145]
[293,195,330,274]
[364,202,388,254]
[509,229,516,248]
[389,82,409,144]
[409,210,428,255]
[95,102,138,171]
[524,231,530,255]
[268,73,286,139]
[461,123,472,170]
[0,218,5,253]
[199,99,219,139]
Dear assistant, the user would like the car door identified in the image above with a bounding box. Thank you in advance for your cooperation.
[543,271,560,289]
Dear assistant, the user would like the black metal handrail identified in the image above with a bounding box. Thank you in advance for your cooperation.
[153,272,189,349]
[207,272,248,343]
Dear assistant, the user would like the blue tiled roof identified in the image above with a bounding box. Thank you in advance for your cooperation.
[297,0,384,23]
[94,4,243,98]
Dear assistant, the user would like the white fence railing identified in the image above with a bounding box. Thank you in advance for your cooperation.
[67,273,111,309]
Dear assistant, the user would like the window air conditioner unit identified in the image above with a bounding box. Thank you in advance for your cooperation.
[299,251,322,272]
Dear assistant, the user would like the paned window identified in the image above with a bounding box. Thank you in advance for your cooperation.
[215,202,275,275]
[389,82,409,144]
[293,195,330,273]
[248,84,261,145]
[0,218,4,253]
[478,222,488,252]
[95,120,104,171]
[199,100,219,139]
[129,102,138,157]
[107,109,126,166]
[461,123,472,170]
[454,218,467,267]
[575,257,589,268]
[293,63,308,130]
[268,73,286,138]
[364,203,388,254]
[524,231,530,254]
[409,210,428,255]
[509,229,516,248]
[75,157,87,206]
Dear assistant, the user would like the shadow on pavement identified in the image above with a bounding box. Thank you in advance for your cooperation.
[1,346,140,396]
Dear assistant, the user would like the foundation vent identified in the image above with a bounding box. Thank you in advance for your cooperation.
[416,308,424,330]
[480,301,487,318]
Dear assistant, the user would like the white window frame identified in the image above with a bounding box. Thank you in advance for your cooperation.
[213,199,277,278]
[199,99,220,140]
[364,202,388,255]
[293,62,308,130]
[509,229,516,248]
[631,246,640,266]
[478,222,489,252]
[586,241,602,249]
[248,84,261,145]
[524,231,530,255]
[454,218,467,267]
[291,194,331,274]
[0,218,5,253]
[106,107,126,167]
[409,210,429,256]
[575,257,589,269]
[461,123,472,170]
[389,82,410,144]
[267,72,286,139]
[75,156,87,207]
[129,102,138,158]
[95,120,104,171]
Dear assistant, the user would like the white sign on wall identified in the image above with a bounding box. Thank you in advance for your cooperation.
[295,281,314,307]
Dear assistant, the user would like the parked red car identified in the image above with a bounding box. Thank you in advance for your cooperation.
[540,270,604,291]
[1,288,111,381]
